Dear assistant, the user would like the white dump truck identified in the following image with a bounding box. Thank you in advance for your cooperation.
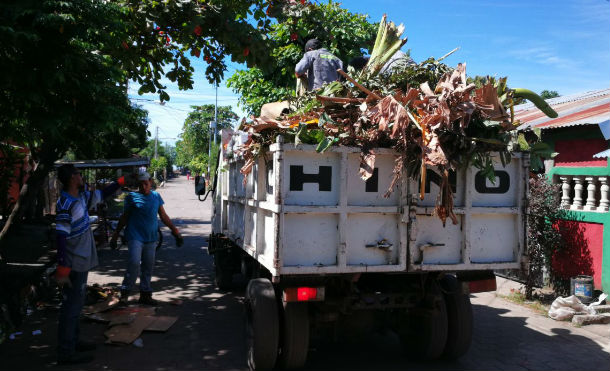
[207,133,529,370]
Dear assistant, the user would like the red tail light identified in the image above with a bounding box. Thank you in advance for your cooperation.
[283,287,325,302]
[467,277,497,293]
[298,287,317,301]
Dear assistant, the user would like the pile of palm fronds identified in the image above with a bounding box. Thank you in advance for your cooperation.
[236,15,556,226]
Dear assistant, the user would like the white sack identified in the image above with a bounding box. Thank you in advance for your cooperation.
[548,295,596,321]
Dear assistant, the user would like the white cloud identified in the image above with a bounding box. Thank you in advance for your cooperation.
[506,45,575,69]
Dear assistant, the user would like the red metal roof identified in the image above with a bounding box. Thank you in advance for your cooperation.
[515,89,610,130]
[535,103,610,128]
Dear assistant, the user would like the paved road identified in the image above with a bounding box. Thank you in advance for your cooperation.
[1,175,608,370]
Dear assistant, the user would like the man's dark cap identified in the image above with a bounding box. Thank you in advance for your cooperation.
[57,164,77,186]
[304,38,321,51]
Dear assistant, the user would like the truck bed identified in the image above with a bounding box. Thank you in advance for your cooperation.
[212,137,528,278]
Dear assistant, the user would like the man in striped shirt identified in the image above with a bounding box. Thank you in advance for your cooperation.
[54,164,123,365]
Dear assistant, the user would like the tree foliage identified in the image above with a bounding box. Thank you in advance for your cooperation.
[112,0,279,100]
[175,105,237,174]
[0,0,151,240]
[138,140,175,176]
[540,90,560,100]
[149,156,168,176]
[0,0,150,158]
[0,0,280,251]
[525,175,566,299]
[227,1,378,115]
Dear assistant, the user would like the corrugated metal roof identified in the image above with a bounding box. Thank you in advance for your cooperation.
[515,89,610,131]
[55,157,150,168]
[534,103,610,129]
[593,149,610,159]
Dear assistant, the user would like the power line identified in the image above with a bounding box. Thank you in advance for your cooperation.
[131,96,239,104]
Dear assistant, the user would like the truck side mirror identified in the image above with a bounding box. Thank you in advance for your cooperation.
[195,176,206,196]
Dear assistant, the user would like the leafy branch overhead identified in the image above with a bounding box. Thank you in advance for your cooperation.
[234,15,558,226]
[0,0,282,249]
[227,1,378,115]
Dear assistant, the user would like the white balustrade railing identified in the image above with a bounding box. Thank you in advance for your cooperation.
[557,175,610,212]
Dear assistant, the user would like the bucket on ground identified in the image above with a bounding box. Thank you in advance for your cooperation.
[570,275,594,303]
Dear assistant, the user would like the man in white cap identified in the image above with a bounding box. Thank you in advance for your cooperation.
[110,171,183,305]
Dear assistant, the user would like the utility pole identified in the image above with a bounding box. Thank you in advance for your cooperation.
[214,83,218,146]
[208,83,218,180]
[153,126,159,180]
[154,126,159,159]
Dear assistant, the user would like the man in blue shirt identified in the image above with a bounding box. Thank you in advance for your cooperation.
[110,171,183,305]
[55,164,123,365]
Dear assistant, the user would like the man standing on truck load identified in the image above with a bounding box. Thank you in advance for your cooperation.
[54,164,125,365]
[110,171,183,306]
[295,38,343,91]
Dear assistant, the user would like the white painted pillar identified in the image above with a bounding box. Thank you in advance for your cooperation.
[560,176,572,209]
[571,176,584,210]
[585,177,598,211]
[599,177,610,212]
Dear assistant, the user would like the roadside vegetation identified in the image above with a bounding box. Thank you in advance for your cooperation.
[498,287,553,316]
[174,105,238,175]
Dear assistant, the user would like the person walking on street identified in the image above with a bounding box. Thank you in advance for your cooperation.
[54,164,124,365]
[295,38,343,91]
[110,171,183,306]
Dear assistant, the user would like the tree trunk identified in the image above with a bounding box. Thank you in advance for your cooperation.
[0,147,58,262]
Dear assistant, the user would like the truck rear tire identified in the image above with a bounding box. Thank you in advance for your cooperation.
[399,282,448,360]
[245,278,279,371]
[278,302,309,369]
[214,250,233,291]
[442,277,473,359]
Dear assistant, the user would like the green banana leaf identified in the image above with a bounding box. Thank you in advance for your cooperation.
[316,136,339,153]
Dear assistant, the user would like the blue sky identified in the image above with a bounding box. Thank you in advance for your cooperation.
[130,0,610,145]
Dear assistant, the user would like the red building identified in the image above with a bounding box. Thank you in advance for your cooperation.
[516,89,610,294]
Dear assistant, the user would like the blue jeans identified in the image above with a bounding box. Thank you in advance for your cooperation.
[120,240,157,292]
[57,270,88,357]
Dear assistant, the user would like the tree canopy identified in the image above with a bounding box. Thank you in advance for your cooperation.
[138,140,176,178]
[0,0,281,248]
[540,90,560,99]
[227,1,378,115]
[175,105,238,174]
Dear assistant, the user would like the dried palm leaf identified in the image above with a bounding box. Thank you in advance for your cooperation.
[435,168,458,226]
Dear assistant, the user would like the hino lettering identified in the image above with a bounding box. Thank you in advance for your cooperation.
[289,165,332,191]
[425,169,510,194]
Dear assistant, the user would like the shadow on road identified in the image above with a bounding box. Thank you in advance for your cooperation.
[304,303,609,371]
[1,216,608,370]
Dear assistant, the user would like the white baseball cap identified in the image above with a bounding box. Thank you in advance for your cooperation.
[138,171,151,181]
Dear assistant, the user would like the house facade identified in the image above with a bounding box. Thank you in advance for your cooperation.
[516,89,610,294]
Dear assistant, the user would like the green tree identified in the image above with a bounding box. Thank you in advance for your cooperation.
[175,105,237,174]
[540,90,560,100]
[0,0,280,252]
[525,175,566,299]
[0,0,151,245]
[111,0,279,99]
[138,140,176,176]
[227,1,378,115]
[149,156,169,177]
